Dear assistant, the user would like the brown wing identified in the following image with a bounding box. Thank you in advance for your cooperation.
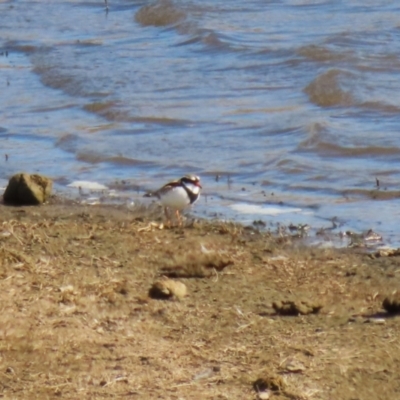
[144,177,189,198]
[150,179,181,198]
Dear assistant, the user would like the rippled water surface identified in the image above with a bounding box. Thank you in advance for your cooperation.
[2,0,400,244]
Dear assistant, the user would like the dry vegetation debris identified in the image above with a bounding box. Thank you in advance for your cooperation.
[0,202,400,399]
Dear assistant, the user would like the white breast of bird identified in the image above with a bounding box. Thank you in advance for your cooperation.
[161,186,193,209]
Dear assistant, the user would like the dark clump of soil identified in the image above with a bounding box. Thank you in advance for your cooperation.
[382,294,400,314]
[253,371,286,392]
[272,298,323,316]
[160,252,234,278]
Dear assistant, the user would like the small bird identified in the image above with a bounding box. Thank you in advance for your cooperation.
[144,175,202,226]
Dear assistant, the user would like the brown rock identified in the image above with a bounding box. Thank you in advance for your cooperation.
[272,299,322,316]
[149,278,187,300]
[3,173,52,205]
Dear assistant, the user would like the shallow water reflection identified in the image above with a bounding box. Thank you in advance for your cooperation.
[1,0,400,245]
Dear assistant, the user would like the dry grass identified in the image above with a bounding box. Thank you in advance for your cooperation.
[0,202,399,399]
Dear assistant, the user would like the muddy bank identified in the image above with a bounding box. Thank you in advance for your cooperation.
[0,199,399,399]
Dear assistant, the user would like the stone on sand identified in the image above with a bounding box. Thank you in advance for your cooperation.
[3,173,52,205]
[149,278,187,300]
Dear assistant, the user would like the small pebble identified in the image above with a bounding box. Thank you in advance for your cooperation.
[365,318,386,325]
[258,391,271,400]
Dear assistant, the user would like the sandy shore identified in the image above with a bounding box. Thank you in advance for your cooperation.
[0,198,399,399]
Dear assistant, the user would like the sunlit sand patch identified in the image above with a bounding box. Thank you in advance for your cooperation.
[67,181,108,191]
[82,197,100,205]
[230,203,303,216]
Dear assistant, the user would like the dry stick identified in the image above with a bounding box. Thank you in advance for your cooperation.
[170,382,195,389]
[1,246,33,268]
[8,227,24,246]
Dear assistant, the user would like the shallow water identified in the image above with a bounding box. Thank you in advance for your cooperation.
[1,0,400,245]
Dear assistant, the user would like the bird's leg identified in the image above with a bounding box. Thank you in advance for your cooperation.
[164,207,172,227]
[175,209,182,227]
